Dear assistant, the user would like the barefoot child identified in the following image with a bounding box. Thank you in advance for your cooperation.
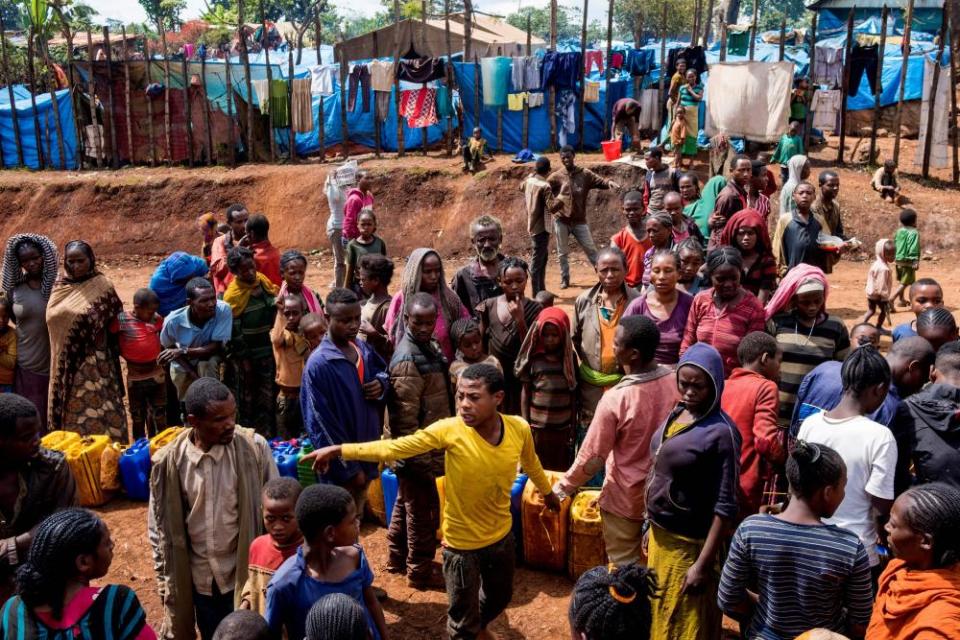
[265,484,388,640]
[669,104,689,170]
[110,288,166,439]
[344,210,387,293]
[449,317,501,386]
[871,159,901,204]
[891,209,921,308]
[862,239,894,330]
[240,478,303,615]
[0,295,16,393]
[515,307,578,471]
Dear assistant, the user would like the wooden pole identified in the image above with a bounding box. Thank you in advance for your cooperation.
[658,1,667,127]
[445,0,454,156]
[868,5,888,166]
[157,27,173,166]
[703,0,715,45]
[314,17,325,160]
[473,54,481,145]
[837,6,855,164]
[144,41,157,166]
[549,0,557,148]
[421,0,428,155]
[101,27,119,168]
[261,11,277,163]
[225,54,237,165]
[288,47,296,162]
[921,10,947,177]
[181,57,194,167]
[339,37,349,160]
[949,2,959,183]
[633,16,642,115]
[200,50,214,163]
[40,33,67,169]
[85,28,103,168]
[693,0,701,47]
[749,0,759,60]
[0,12,25,167]
[522,15,530,149]
[372,31,381,158]
[778,15,787,61]
[121,26,135,165]
[26,29,45,168]
[238,0,255,161]
[577,0,588,151]
[893,0,914,164]
[604,0,613,140]
[394,0,405,156]
[719,22,728,62]
[804,13,817,153]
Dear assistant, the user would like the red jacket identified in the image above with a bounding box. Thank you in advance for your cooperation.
[720,367,782,518]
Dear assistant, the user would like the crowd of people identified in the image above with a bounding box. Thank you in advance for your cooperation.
[0,133,956,640]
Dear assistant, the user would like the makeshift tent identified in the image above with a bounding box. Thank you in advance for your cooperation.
[0,88,78,169]
[807,0,945,37]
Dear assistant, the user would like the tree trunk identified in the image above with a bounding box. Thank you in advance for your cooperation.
[723,0,741,27]
[463,0,473,59]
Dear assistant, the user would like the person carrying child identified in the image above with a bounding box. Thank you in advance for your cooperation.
[891,208,921,308]
[358,253,394,363]
[515,306,579,471]
[272,295,327,439]
[449,317,502,387]
[239,477,303,616]
[0,295,15,393]
[871,159,902,204]
[264,484,388,640]
[344,209,387,293]
[862,238,894,332]
[110,288,167,440]
[278,250,323,316]
[385,292,454,589]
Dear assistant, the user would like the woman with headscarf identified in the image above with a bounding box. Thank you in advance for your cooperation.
[383,248,470,362]
[719,209,777,304]
[766,264,850,427]
[686,175,725,238]
[1,234,59,429]
[778,155,810,216]
[45,241,126,441]
[148,252,210,317]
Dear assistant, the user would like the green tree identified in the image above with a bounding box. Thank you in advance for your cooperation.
[613,0,698,43]
[138,0,186,32]
[751,0,807,32]
[505,5,581,42]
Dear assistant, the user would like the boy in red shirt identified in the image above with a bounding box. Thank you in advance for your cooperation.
[609,190,651,288]
[110,288,165,439]
[720,331,784,518]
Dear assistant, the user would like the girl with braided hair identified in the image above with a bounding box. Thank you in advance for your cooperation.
[568,563,657,639]
[0,508,154,638]
[305,593,368,640]
[869,482,960,639]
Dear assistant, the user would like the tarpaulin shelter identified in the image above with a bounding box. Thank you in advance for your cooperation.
[807,0,945,37]
[0,88,78,169]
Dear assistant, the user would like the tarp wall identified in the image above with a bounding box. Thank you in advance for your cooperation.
[0,88,78,169]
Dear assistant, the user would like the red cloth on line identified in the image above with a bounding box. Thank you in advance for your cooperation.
[399,89,438,128]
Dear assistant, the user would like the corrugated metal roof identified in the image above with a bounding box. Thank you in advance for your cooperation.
[807,0,943,9]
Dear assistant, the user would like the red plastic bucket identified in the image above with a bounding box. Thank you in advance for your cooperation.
[601,139,622,161]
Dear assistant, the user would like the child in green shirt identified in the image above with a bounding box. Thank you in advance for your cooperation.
[891,208,921,307]
[771,120,804,184]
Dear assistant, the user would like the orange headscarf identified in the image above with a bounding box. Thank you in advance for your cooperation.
[718,208,771,253]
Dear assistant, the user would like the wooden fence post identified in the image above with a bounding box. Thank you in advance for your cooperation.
[837,6,855,164]
[778,15,787,61]
[225,54,237,166]
[85,28,103,168]
[868,6,888,165]
[314,17,325,160]
[446,1,455,156]
[394,0,404,156]
[658,1,667,127]
[181,56,194,167]
[893,0,914,164]
[238,0,255,161]
[421,0,428,155]
[121,26,135,165]
[921,10,947,177]
[40,33,67,169]
[577,0,588,151]
[200,51,213,163]
[101,27,119,168]
[949,2,959,183]
[288,47,296,162]
[144,41,157,166]
[339,38,349,160]
[372,31,381,158]
[261,12,277,163]
[603,0,613,140]
[804,13,817,154]
[26,29,45,168]
[719,22,728,62]
[749,0,758,60]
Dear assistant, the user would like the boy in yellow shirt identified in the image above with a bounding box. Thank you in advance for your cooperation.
[305,363,561,640]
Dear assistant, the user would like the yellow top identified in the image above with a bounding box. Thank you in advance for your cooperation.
[343,414,552,551]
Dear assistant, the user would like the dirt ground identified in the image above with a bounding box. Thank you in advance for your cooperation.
[7,132,959,637]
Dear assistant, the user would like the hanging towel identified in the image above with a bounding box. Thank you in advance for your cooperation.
[252,79,270,114]
[309,65,336,96]
[556,89,577,146]
[527,92,544,108]
[369,59,395,92]
[638,89,660,129]
[584,81,600,103]
[436,85,452,119]
[480,57,512,108]
[291,78,313,133]
[269,78,289,128]
[507,93,526,111]
[399,88,439,128]
[704,61,792,142]
[915,54,950,169]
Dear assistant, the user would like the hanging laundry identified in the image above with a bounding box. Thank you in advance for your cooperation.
[507,93,527,111]
[511,56,541,91]
[481,57,512,108]
[527,92,544,108]
[399,88,439,128]
[556,89,577,147]
[309,65,337,96]
[584,50,604,75]
[583,81,600,103]
[638,88,660,129]
[252,79,270,114]
[726,25,750,56]
[811,89,841,133]
[704,61,793,142]
[666,46,707,76]
[813,46,843,88]
[375,91,391,122]
[541,52,582,90]
[626,49,656,76]
[348,64,371,113]
[848,44,879,97]
[915,55,950,169]
[398,58,445,83]
[436,85,452,119]
[291,78,313,133]
[609,51,624,69]
[269,79,289,128]
[368,59,395,92]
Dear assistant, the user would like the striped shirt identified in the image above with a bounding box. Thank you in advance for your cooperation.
[771,313,850,426]
[680,289,767,376]
[525,355,575,429]
[718,514,873,640]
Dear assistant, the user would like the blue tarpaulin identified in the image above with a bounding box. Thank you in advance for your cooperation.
[0,88,78,169]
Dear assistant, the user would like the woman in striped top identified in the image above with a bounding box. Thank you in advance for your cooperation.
[765,265,850,427]
[718,440,873,639]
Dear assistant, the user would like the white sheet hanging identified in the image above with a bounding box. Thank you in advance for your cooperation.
[704,61,794,142]
[914,55,950,169]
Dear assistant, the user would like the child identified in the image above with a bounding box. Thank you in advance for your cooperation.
[557,315,679,564]
[721,332,783,517]
[871,159,901,204]
[272,295,325,439]
[664,191,705,246]
[771,120,804,184]
[384,293,452,589]
[344,209,387,293]
[915,306,959,353]
[850,322,881,349]
[719,209,777,304]
[892,278,944,341]
[301,313,327,349]
[891,208,921,308]
[515,307,578,471]
[197,211,218,263]
[357,253,394,363]
[1,508,155,639]
[224,246,279,437]
[279,249,323,315]
[568,564,657,640]
[642,146,680,214]
[240,477,304,615]
[0,295,16,393]
[790,76,810,129]
[265,484,388,640]
[213,611,270,640]
[463,127,488,173]
[640,212,674,290]
[719,441,873,639]
[475,257,542,414]
[863,238,894,330]
[675,237,707,296]
[797,346,896,584]
[449,317,501,386]
[343,174,374,244]
[774,181,825,275]
[766,265,850,427]
[245,213,282,287]
[305,594,368,640]
[669,103,689,170]
[869,482,960,639]
[110,288,166,440]
[535,290,555,308]
[610,190,651,289]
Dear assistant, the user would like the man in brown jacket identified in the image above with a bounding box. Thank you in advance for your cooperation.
[386,292,454,589]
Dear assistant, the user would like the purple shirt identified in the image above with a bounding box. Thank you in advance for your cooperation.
[625,291,694,365]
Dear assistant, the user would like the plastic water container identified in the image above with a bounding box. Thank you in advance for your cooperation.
[521,470,569,572]
[274,447,300,479]
[367,476,387,525]
[41,430,81,453]
[119,438,152,501]
[296,440,317,487]
[381,468,399,525]
[66,435,112,507]
[601,139,622,162]
[511,473,528,561]
[568,490,606,580]
[150,426,184,456]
